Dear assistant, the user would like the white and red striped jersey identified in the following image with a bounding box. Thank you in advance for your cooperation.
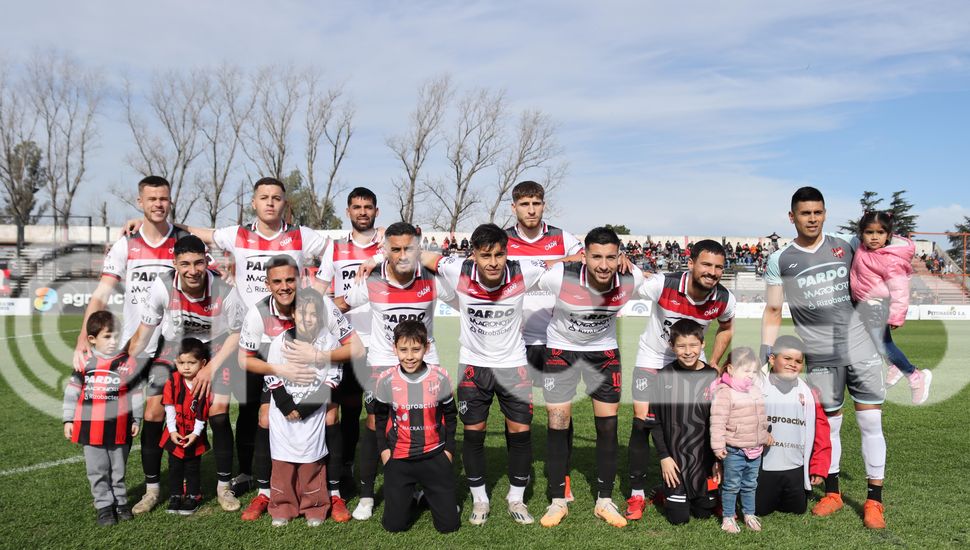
[435,256,546,369]
[344,263,449,367]
[316,234,382,346]
[504,222,583,345]
[539,262,645,351]
[141,271,244,346]
[101,224,191,354]
[239,295,295,358]
[212,222,327,308]
[634,271,736,370]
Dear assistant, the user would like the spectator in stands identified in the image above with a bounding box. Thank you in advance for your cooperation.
[460,237,469,251]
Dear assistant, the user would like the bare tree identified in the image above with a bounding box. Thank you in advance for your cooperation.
[240,65,304,180]
[427,88,505,232]
[486,109,564,224]
[123,69,209,223]
[25,52,104,226]
[304,72,353,228]
[387,75,451,224]
[199,64,254,226]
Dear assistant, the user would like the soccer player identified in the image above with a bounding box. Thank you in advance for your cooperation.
[63,311,143,526]
[334,221,449,520]
[761,187,887,529]
[374,321,460,534]
[644,319,721,526]
[123,235,244,512]
[626,239,736,521]
[316,187,383,495]
[73,176,191,515]
[535,227,645,528]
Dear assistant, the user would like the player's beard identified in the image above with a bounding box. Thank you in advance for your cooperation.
[351,218,375,233]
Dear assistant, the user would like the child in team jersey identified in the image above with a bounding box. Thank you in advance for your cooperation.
[374,320,459,533]
[644,319,720,525]
[850,210,932,404]
[63,311,143,526]
[710,347,772,533]
[161,338,211,515]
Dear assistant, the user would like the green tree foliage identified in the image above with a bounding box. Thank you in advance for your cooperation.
[839,189,918,236]
[0,140,47,253]
[605,223,631,235]
[282,170,342,229]
[947,216,970,270]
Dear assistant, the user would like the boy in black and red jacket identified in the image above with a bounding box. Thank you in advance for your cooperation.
[63,311,144,526]
[373,320,459,533]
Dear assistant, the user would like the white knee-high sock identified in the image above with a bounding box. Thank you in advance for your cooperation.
[828,414,843,474]
[856,409,886,480]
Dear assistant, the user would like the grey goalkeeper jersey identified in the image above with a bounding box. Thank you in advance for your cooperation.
[765,233,876,368]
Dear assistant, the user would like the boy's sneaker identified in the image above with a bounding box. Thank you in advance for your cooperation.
[166,496,183,514]
[811,492,843,516]
[469,501,490,526]
[624,495,646,520]
[180,495,202,516]
[721,516,740,534]
[885,364,904,387]
[863,499,886,529]
[909,369,932,405]
[96,506,117,526]
[115,504,134,522]
[271,517,289,527]
[507,501,534,525]
[564,475,574,503]
[330,496,351,522]
[132,487,160,515]
[352,497,374,521]
[539,498,569,527]
[241,494,269,521]
[217,485,241,511]
[594,498,628,528]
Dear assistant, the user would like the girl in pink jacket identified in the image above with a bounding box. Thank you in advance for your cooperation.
[850,211,931,404]
[710,348,772,534]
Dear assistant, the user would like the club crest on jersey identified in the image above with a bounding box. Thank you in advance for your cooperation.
[464,366,475,380]
[428,381,440,396]
[544,377,555,391]
[458,401,468,415]
[799,392,806,407]
[832,247,845,258]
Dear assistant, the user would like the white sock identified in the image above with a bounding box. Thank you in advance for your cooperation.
[856,409,886,480]
[470,485,489,503]
[631,489,645,498]
[828,414,843,475]
[258,488,271,498]
[217,480,230,490]
[146,482,160,492]
[507,484,526,503]
[330,490,341,498]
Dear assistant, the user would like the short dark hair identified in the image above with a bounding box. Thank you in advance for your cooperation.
[511,180,544,202]
[393,319,428,345]
[86,310,116,338]
[669,318,705,344]
[138,175,170,192]
[790,186,825,212]
[690,239,725,261]
[772,335,806,357]
[470,223,508,251]
[384,222,417,239]
[584,226,621,249]
[178,337,210,362]
[265,254,299,273]
[858,210,894,237]
[348,187,377,207]
[253,177,286,194]
[174,235,207,258]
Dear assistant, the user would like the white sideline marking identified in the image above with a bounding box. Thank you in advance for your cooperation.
[0,445,141,477]
[0,329,80,341]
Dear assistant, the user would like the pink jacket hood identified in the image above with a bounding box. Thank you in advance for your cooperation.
[850,235,915,326]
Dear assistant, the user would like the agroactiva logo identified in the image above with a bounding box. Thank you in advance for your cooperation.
[33,287,58,312]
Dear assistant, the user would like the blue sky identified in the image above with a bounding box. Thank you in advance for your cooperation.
[2,0,969,238]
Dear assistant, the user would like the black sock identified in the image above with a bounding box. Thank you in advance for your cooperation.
[168,454,184,495]
[141,420,164,485]
[209,413,234,483]
[595,415,619,499]
[254,426,271,490]
[546,428,569,499]
[506,430,532,489]
[235,403,258,477]
[825,472,840,494]
[340,400,363,473]
[566,418,574,474]
[358,428,378,498]
[867,483,883,503]
[326,425,344,494]
[627,418,650,492]
[463,429,487,488]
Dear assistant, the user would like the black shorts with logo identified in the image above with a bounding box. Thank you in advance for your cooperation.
[526,344,547,387]
[363,365,396,415]
[542,348,622,404]
[146,335,234,397]
[631,367,660,403]
[457,365,533,425]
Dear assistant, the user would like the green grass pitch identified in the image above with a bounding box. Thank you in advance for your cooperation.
[1,316,969,549]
